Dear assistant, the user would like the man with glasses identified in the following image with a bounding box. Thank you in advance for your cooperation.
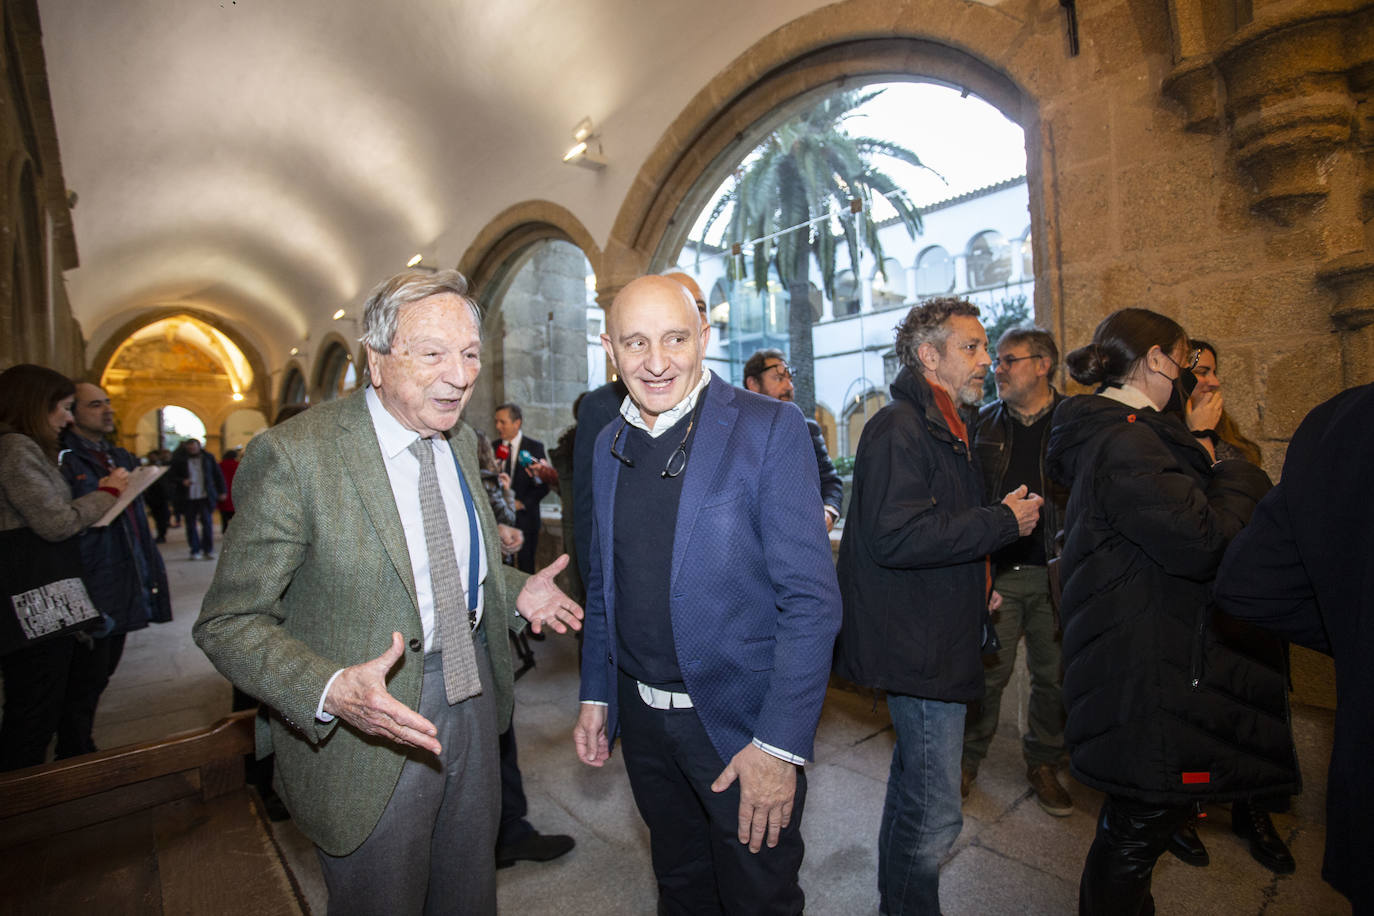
[573,275,841,914]
[960,326,1073,816]
[743,349,845,533]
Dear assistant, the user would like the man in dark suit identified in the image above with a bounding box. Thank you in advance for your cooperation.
[493,403,550,573]
[195,269,582,915]
[741,348,844,532]
[573,275,842,914]
[1214,383,1374,913]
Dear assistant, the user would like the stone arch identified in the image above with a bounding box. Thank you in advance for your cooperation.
[89,307,271,414]
[279,360,308,408]
[311,331,359,402]
[606,8,1040,308]
[458,202,602,439]
[457,200,602,309]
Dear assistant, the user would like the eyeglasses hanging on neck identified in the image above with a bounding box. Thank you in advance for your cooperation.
[610,414,695,479]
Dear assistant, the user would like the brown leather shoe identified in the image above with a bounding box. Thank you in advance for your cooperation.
[1027,764,1073,816]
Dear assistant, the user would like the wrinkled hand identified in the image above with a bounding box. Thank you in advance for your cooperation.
[497,524,524,557]
[989,589,1003,612]
[323,632,440,755]
[515,554,583,635]
[711,743,797,853]
[1001,484,1044,537]
[1187,390,1224,432]
[824,510,835,533]
[574,702,610,766]
[98,468,131,494]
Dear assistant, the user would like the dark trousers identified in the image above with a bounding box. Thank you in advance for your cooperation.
[185,498,214,554]
[617,671,806,916]
[0,633,115,769]
[514,521,538,574]
[316,644,500,916]
[1079,796,1191,915]
[497,721,533,847]
[148,501,170,540]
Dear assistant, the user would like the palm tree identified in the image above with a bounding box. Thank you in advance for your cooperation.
[697,89,935,413]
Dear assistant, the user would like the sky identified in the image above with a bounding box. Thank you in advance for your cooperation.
[685,80,1028,248]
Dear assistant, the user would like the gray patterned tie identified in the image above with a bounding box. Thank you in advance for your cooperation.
[408,437,482,704]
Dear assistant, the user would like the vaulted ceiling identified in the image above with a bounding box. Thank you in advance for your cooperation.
[39,0,844,372]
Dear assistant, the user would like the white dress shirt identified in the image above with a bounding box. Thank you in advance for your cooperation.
[316,387,488,720]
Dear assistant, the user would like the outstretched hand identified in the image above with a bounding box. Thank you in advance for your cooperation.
[516,553,584,635]
[322,631,440,755]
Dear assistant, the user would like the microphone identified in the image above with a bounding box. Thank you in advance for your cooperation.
[494,443,510,462]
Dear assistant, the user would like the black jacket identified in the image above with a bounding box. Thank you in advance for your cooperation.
[1045,393,1297,805]
[495,434,549,537]
[59,431,172,632]
[974,392,1068,563]
[168,448,225,509]
[834,368,1020,701]
[804,418,844,517]
[1214,383,1374,908]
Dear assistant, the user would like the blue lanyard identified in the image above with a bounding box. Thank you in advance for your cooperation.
[449,448,481,613]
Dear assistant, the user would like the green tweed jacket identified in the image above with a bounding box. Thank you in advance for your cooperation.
[193,388,527,856]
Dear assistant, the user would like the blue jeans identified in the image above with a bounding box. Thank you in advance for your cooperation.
[185,498,214,555]
[879,695,966,915]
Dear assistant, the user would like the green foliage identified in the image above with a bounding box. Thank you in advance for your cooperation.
[981,293,1032,403]
[832,454,856,476]
[697,89,937,412]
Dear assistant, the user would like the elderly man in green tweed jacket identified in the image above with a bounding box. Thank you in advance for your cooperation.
[195,270,582,916]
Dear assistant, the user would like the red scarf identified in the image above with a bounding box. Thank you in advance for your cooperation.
[924,375,969,448]
[924,375,991,600]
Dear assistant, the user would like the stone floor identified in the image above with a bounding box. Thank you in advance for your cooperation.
[81,522,1351,915]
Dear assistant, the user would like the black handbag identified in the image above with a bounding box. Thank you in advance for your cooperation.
[0,526,100,656]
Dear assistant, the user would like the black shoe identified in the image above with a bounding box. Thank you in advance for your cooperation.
[1167,821,1209,867]
[1233,800,1295,874]
[496,831,575,869]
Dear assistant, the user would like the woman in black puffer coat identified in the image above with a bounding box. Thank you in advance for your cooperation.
[1045,309,1299,915]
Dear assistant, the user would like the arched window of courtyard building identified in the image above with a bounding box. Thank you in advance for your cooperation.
[708,277,730,330]
[967,230,1013,289]
[814,404,838,457]
[843,389,888,457]
[833,269,861,317]
[871,257,907,310]
[915,245,955,297]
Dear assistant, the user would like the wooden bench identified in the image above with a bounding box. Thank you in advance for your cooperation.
[0,711,306,915]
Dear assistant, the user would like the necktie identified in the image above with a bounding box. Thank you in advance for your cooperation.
[408,437,482,704]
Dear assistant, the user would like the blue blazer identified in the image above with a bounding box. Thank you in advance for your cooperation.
[579,375,842,763]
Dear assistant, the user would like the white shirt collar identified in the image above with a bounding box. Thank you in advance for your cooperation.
[1100,383,1157,411]
[620,368,712,438]
[366,385,436,456]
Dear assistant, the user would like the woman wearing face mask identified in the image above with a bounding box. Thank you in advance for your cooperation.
[1162,339,1296,876]
[1045,310,1299,914]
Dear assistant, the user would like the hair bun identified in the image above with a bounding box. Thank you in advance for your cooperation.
[1066,342,1107,386]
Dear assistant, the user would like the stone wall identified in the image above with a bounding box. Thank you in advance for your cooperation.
[0,0,80,374]
[573,0,1374,481]
[472,239,591,448]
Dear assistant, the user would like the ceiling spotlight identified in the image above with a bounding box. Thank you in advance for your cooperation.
[563,117,606,170]
[289,347,299,356]
[406,253,423,267]
[332,308,346,320]
[231,392,244,402]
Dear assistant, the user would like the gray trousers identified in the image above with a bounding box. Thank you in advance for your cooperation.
[317,642,501,916]
[962,565,1065,772]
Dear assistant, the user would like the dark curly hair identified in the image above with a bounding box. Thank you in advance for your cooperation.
[894,297,982,370]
